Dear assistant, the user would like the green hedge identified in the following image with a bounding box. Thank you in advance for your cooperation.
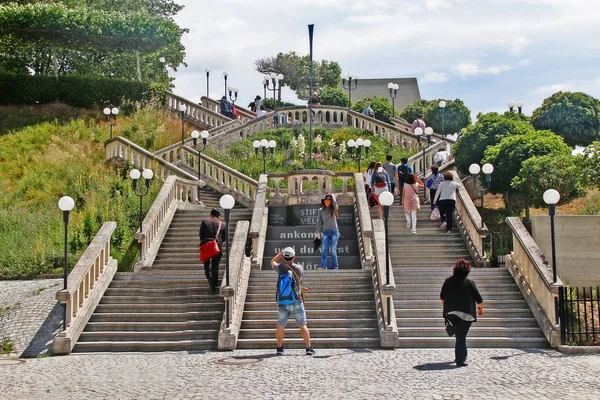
[0,73,150,107]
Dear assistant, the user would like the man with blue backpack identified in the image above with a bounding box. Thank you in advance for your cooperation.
[271,247,315,356]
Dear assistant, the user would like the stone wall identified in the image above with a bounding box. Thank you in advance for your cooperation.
[531,215,600,287]
[340,78,421,112]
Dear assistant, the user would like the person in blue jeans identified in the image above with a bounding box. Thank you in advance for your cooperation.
[314,193,340,270]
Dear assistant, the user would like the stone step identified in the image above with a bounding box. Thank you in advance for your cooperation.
[238,327,379,339]
[243,300,376,312]
[72,339,218,353]
[246,284,371,294]
[109,279,211,288]
[242,309,377,320]
[397,299,528,309]
[395,309,534,318]
[78,330,218,342]
[394,292,524,300]
[392,276,516,285]
[235,337,381,349]
[394,283,519,292]
[396,317,540,328]
[100,295,216,305]
[240,318,378,329]
[89,311,222,322]
[94,303,223,313]
[84,321,220,332]
[397,327,545,338]
[245,292,373,302]
[104,287,207,297]
[396,337,550,348]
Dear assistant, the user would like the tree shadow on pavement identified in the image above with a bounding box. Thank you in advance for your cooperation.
[21,302,63,358]
[413,361,456,371]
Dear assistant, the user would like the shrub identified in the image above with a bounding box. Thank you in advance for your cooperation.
[352,96,395,124]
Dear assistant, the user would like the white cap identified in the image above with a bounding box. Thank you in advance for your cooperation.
[282,247,295,258]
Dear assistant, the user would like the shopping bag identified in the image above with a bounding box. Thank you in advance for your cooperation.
[430,206,440,220]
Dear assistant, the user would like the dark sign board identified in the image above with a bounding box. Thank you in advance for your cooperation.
[268,206,355,227]
[261,255,362,270]
[266,226,356,241]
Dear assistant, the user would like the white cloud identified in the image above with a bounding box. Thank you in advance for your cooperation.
[506,36,531,57]
[532,83,573,95]
[421,72,449,83]
[453,62,513,78]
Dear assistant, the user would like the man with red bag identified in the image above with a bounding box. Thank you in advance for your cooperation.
[199,208,227,294]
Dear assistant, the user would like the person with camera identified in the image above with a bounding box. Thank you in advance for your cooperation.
[271,247,315,356]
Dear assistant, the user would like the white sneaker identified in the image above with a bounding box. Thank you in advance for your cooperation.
[440,222,447,229]
[411,231,417,234]
[406,222,411,228]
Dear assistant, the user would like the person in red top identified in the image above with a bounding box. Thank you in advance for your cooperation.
[411,113,426,133]
[199,208,227,294]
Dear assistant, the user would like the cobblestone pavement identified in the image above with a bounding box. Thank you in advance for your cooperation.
[0,279,63,357]
[0,348,599,399]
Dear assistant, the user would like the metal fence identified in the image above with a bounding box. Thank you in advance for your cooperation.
[484,229,513,268]
[559,286,600,345]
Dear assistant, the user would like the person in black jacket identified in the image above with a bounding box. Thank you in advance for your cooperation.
[440,258,484,367]
[199,208,227,294]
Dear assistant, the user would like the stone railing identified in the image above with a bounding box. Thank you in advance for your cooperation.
[201,96,256,122]
[390,116,456,146]
[135,175,202,270]
[451,170,489,267]
[207,111,278,149]
[105,137,199,182]
[267,170,355,207]
[218,220,251,350]
[166,92,233,129]
[505,217,564,347]
[406,140,449,177]
[249,174,269,269]
[354,173,373,268]
[53,222,118,354]
[179,146,258,207]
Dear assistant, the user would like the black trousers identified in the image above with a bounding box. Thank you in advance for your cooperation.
[204,252,222,288]
[437,199,456,231]
[429,189,437,210]
[448,315,472,365]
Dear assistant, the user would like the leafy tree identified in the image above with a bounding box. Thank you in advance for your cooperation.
[578,140,600,188]
[399,99,429,123]
[531,91,600,147]
[352,96,394,124]
[482,130,571,194]
[423,99,471,135]
[318,87,348,107]
[511,153,583,207]
[255,51,341,100]
[453,112,535,175]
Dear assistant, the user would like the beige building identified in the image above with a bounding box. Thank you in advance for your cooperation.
[340,77,421,112]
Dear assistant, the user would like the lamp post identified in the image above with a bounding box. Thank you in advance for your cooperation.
[265,73,284,103]
[253,139,276,174]
[341,72,359,107]
[219,194,235,328]
[543,188,561,324]
[58,196,74,331]
[179,104,186,145]
[508,100,524,114]
[346,138,371,173]
[469,163,494,229]
[262,77,268,101]
[388,83,399,118]
[103,106,119,139]
[379,190,394,326]
[415,127,433,201]
[191,130,210,200]
[439,100,447,136]
[130,168,154,261]
[205,68,210,97]
[222,72,229,97]
[159,57,166,81]
[227,86,239,106]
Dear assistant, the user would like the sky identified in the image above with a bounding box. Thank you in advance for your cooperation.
[170,0,600,120]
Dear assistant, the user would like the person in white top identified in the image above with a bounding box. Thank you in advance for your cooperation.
[433,172,461,234]
[256,105,267,118]
[434,148,449,166]
[363,161,376,197]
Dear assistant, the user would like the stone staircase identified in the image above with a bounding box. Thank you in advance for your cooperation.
[236,269,380,349]
[73,187,252,352]
[384,201,549,348]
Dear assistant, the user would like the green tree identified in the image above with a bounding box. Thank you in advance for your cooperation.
[482,130,571,195]
[399,99,429,123]
[318,86,348,107]
[423,99,471,135]
[352,96,394,124]
[578,140,600,188]
[255,51,341,100]
[511,153,582,208]
[531,91,600,147]
[453,112,535,175]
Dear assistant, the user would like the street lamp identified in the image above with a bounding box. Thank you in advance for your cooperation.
[439,100,447,136]
[346,138,371,173]
[388,83,399,118]
[223,71,228,97]
[159,57,166,81]
[130,168,154,261]
[341,72,359,107]
[205,68,210,97]
[227,86,239,106]
[179,104,186,145]
[265,73,284,103]
[103,106,119,139]
[262,77,268,101]
[58,195,74,331]
[219,194,235,327]
[508,100,524,114]
[253,139,276,174]
[469,163,494,228]
[191,130,210,200]
[379,190,394,326]
[543,188,561,324]
[415,127,433,201]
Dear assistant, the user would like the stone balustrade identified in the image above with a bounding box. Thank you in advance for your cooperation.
[505,217,564,347]
[53,222,118,354]
[354,173,373,267]
[407,140,449,177]
[136,175,202,269]
[201,96,256,122]
[218,220,251,350]
[267,170,355,207]
[451,171,489,267]
[249,174,269,269]
[166,92,232,129]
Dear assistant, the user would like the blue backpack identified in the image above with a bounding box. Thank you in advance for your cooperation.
[276,272,297,305]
